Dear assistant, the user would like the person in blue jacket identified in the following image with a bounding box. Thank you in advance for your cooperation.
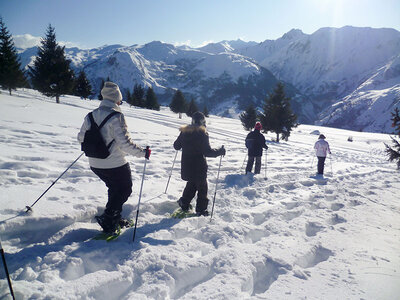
[245,122,268,174]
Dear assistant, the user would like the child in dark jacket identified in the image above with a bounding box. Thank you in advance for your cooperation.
[173,112,225,216]
[245,122,268,174]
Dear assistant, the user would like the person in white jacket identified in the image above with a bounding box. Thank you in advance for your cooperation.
[78,81,149,233]
[314,134,331,175]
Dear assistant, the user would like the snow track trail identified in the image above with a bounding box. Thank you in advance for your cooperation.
[1,91,399,299]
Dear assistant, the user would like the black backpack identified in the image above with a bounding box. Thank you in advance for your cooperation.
[81,111,120,159]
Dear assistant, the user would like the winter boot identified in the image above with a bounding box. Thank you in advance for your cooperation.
[95,210,121,233]
[177,198,190,212]
[196,210,209,217]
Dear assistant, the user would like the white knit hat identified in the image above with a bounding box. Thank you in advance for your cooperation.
[101,81,122,103]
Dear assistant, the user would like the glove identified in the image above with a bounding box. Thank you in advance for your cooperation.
[144,146,151,159]
[219,146,226,157]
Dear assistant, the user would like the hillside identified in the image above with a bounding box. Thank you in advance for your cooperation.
[0,89,399,299]
[239,26,400,132]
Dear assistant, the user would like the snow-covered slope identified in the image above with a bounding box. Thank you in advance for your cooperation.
[239,26,400,132]
[318,54,400,132]
[241,26,400,99]
[0,89,399,299]
[197,39,258,54]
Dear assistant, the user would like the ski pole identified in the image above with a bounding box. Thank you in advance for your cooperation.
[0,238,15,300]
[311,155,315,169]
[330,155,333,175]
[264,150,268,179]
[210,147,224,221]
[164,150,178,194]
[240,154,247,173]
[133,146,150,243]
[25,152,84,213]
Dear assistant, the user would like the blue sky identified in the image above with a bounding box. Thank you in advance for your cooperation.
[1,0,400,49]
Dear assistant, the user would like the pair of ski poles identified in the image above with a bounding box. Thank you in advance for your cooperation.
[240,150,268,179]
[19,148,148,243]
[164,149,224,221]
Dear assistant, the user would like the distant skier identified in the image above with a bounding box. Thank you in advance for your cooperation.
[245,122,268,174]
[314,134,331,175]
[173,111,225,216]
[78,81,150,233]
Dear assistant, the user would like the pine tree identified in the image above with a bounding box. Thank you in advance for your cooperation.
[132,84,145,107]
[170,89,187,119]
[0,17,27,95]
[98,79,105,100]
[385,107,400,169]
[203,105,209,117]
[145,87,160,110]
[126,89,132,106]
[186,98,199,117]
[239,104,257,131]
[74,70,92,99]
[28,24,74,103]
[259,82,297,142]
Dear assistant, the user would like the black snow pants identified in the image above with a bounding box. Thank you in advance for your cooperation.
[246,156,262,174]
[91,163,133,214]
[180,180,209,213]
[317,156,326,174]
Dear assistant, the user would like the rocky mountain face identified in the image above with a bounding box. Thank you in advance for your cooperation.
[18,26,400,132]
[19,40,313,123]
[238,26,400,132]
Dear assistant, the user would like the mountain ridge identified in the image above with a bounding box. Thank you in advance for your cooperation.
[17,26,400,132]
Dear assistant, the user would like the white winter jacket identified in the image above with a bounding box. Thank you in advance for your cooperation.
[78,100,143,169]
[314,139,331,157]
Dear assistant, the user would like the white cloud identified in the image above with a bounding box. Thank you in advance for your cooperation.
[13,34,86,50]
[13,34,41,49]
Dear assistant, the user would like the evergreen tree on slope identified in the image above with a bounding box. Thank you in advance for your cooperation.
[0,17,27,95]
[98,78,105,100]
[259,82,297,142]
[132,83,145,107]
[74,70,92,100]
[170,89,187,119]
[240,104,257,131]
[186,98,199,117]
[385,107,400,169]
[203,105,209,117]
[145,87,160,110]
[28,24,74,103]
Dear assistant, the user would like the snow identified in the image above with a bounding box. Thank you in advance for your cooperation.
[0,89,399,300]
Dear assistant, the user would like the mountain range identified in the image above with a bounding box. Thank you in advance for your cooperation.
[17,26,400,133]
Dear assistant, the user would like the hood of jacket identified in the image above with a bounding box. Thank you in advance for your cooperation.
[179,124,207,134]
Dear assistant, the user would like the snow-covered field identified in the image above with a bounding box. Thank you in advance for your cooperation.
[0,89,399,300]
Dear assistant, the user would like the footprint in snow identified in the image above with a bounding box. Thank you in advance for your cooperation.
[295,246,334,268]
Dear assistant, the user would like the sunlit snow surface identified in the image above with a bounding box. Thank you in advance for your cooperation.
[0,89,399,299]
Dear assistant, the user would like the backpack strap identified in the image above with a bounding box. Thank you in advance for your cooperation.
[88,111,121,129]
[98,111,121,129]
[88,112,98,129]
